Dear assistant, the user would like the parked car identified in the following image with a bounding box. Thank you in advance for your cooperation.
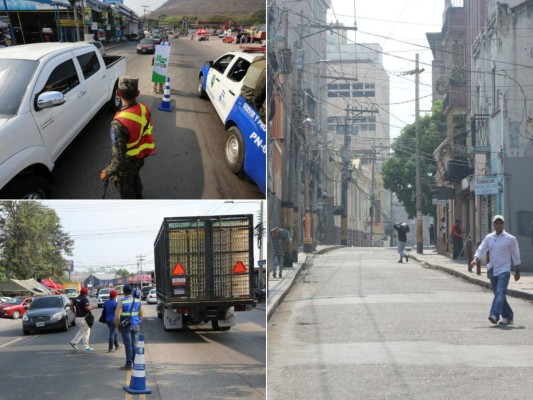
[136,38,155,54]
[89,289,97,297]
[0,296,32,319]
[141,286,154,301]
[88,40,105,56]
[146,288,157,304]
[0,296,11,303]
[153,35,162,44]
[22,295,75,335]
[97,288,111,307]
[0,42,126,199]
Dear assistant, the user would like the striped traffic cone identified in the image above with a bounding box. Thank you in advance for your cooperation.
[158,76,173,112]
[124,334,152,394]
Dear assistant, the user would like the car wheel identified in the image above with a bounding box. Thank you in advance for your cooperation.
[197,76,207,99]
[71,318,76,327]
[12,310,21,319]
[211,320,230,331]
[63,317,69,332]
[0,174,51,199]
[23,329,30,335]
[224,126,245,175]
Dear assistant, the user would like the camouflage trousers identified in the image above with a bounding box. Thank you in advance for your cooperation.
[113,158,145,199]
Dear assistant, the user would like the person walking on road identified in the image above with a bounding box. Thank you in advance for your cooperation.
[69,287,94,352]
[271,227,291,278]
[103,289,120,353]
[451,219,463,259]
[115,284,143,370]
[100,76,156,199]
[429,223,435,245]
[393,222,409,263]
[470,215,521,325]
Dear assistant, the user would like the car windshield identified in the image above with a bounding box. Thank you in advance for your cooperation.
[149,289,156,294]
[5,298,24,305]
[30,297,63,309]
[99,289,110,295]
[65,288,77,293]
[0,59,38,116]
[140,39,153,44]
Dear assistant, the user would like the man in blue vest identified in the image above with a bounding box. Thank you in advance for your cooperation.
[115,284,144,370]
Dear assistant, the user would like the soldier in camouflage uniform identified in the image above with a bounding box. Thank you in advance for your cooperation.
[240,55,266,122]
[100,76,156,199]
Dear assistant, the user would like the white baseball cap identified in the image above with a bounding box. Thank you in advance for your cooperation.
[492,215,504,223]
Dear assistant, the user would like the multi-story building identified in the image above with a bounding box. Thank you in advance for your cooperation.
[428,0,533,268]
[322,34,391,245]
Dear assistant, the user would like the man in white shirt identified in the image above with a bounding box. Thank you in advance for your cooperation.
[470,215,521,325]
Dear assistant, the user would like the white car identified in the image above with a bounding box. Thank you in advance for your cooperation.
[146,288,157,304]
[97,288,111,308]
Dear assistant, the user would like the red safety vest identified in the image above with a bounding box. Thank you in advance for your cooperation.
[114,103,156,159]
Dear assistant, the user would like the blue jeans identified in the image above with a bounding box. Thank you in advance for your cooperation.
[121,324,140,367]
[107,322,119,350]
[397,241,406,260]
[488,269,513,320]
[272,255,283,276]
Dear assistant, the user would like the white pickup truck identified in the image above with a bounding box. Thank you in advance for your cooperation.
[0,42,126,198]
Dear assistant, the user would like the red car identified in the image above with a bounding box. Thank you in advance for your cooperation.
[0,296,32,319]
[136,38,155,54]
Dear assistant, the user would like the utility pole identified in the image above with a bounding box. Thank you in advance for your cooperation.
[415,54,423,254]
[340,105,352,246]
[370,139,376,245]
[137,254,145,287]
[401,54,425,254]
[142,5,149,29]
[303,118,313,253]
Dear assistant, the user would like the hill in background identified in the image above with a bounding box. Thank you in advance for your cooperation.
[149,0,265,20]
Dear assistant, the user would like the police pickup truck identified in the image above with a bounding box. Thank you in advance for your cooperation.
[197,50,266,194]
[0,42,126,198]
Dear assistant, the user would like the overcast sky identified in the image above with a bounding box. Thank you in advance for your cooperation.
[328,0,445,140]
[40,200,265,275]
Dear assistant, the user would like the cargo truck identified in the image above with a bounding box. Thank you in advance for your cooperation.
[154,214,256,331]
[63,282,81,300]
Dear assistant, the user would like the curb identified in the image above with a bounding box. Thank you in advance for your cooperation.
[267,245,345,321]
[412,255,533,303]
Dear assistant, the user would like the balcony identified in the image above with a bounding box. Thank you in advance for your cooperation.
[470,114,490,153]
[442,89,468,114]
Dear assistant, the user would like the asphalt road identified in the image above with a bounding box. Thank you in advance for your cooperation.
[268,247,533,400]
[0,298,265,400]
[51,37,264,199]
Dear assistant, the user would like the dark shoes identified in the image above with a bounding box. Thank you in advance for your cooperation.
[488,315,499,324]
[405,255,409,262]
[279,273,282,278]
[115,345,121,350]
[120,365,132,370]
[397,260,403,263]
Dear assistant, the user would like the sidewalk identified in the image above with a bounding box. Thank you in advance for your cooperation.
[267,245,533,321]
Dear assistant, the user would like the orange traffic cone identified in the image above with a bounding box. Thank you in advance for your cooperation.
[158,76,173,112]
[124,334,152,394]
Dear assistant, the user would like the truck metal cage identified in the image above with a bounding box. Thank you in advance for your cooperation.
[154,215,255,302]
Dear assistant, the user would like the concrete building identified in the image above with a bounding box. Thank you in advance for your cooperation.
[428,0,533,268]
[322,34,391,246]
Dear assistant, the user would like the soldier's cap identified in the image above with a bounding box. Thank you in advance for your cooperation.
[493,215,504,223]
[118,76,139,92]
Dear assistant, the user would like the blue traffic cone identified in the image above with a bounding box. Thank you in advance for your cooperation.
[124,334,152,394]
[158,76,173,112]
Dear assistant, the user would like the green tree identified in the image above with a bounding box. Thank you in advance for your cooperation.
[0,201,73,280]
[115,268,130,278]
[382,100,447,218]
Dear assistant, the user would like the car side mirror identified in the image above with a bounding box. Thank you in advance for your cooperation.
[24,305,29,309]
[206,61,213,67]
[36,91,66,110]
